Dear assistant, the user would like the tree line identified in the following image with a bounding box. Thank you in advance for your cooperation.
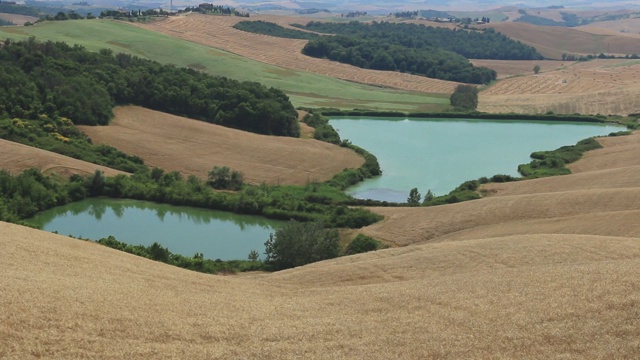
[0,38,299,136]
[235,20,542,84]
[297,21,542,60]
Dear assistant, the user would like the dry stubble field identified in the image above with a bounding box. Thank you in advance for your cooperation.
[3,131,640,359]
[479,59,640,114]
[136,14,640,115]
[0,139,124,177]
[138,14,458,94]
[78,106,363,185]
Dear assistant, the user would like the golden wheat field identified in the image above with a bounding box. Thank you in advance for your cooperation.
[479,59,640,114]
[0,139,124,177]
[137,14,459,94]
[482,22,640,59]
[2,130,640,359]
[78,106,363,185]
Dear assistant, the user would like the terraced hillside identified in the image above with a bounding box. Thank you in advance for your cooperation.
[3,130,640,358]
[78,106,364,185]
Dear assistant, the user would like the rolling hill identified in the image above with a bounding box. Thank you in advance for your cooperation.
[78,106,364,186]
[0,139,125,178]
[2,130,640,358]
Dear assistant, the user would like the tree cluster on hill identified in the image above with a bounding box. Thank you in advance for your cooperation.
[298,21,542,61]
[0,18,14,26]
[233,21,318,40]
[0,38,299,136]
[302,35,496,84]
[100,9,168,19]
[285,21,542,84]
[179,4,249,17]
[0,3,40,17]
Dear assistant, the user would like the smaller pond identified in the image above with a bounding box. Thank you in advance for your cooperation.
[26,198,284,261]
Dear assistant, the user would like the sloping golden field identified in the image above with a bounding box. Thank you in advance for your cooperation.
[137,14,458,94]
[2,129,640,358]
[482,22,640,59]
[78,106,363,185]
[479,59,640,115]
[0,139,124,177]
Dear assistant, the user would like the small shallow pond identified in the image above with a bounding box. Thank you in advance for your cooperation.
[329,117,623,202]
[27,198,284,260]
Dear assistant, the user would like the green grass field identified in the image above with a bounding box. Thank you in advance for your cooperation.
[0,20,449,112]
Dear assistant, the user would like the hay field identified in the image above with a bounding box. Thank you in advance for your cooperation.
[78,106,363,185]
[0,12,37,25]
[482,22,640,59]
[362,131,640,246]
[138,14,459,95]
[470,59,564,79]
[3,131,640,358]
[479,58,640,114]
[578,18,640,37]
[0,139,124,177]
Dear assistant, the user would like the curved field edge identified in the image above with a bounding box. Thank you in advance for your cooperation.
[360,131,640,246]
[0,138,125,177]
[78,106,364,186]
[0,19,449,113]
[2,224,640,358]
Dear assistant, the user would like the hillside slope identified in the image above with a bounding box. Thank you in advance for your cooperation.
[139,14,458,95]
[482,22,640,59]
[0,139,125,177]
[2,133,640,359]
[79,106,364,185]
[3,226,640,358]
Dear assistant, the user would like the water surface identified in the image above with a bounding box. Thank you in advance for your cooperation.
[330,117,623,202]
[27,198,284,260]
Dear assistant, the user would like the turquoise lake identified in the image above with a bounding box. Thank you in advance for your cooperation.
[329,117,623,202]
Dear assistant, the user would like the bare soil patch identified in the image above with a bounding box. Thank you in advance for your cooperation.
[0,139,125,177]
[79,106,363,185]
[137,14,459,94]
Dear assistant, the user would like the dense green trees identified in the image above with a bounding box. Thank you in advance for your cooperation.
[295,21,541,83]
[302,35,497,84]
[450,84,479,110]
[264,220,341,270]
[234,21,317,40]
[235,20,543,84]
[345,234,382,255]
[0,38,299,136]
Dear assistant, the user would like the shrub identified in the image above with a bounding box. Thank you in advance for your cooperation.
[346,234,382,255]
[264,220,341,270]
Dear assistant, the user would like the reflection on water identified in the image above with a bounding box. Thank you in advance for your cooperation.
[330,117,624,203]
[27,198,284,260]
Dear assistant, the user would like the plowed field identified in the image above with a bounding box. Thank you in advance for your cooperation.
[3,130,640,358]
[138,14,458,94]
[78,106,363,185]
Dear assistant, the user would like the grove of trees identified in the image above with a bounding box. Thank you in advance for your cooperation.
[0,38,299,137]
[296,21,543,84]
